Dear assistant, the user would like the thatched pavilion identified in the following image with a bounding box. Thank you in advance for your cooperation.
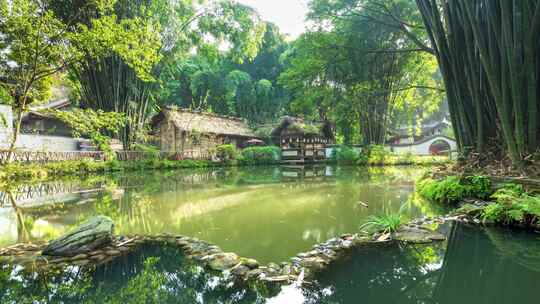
[151,107,258,159]
[271,116,335,163]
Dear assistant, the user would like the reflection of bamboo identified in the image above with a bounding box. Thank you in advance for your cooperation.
[7,191,30,243]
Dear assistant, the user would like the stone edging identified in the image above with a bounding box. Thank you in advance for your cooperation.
[0,222,449,286]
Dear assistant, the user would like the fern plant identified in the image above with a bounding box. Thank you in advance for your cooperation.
[482,184,540,226]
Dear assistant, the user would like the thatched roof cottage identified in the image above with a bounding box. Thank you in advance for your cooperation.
[271,116,335,163]
[151,107,258,158]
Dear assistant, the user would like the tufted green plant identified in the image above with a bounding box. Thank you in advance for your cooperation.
[360,204,408,234]
[417,175,492,205]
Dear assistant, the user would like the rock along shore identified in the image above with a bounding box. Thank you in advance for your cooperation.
[0,216,447,285]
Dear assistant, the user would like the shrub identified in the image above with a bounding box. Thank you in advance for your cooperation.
[367,145,391,165]
[132,143,161,160]
[396,152,414,165]
[215,144,237,164]
[330,146,360,165]
[238,146,280,165]
[417,175,492,205]
[481,185,540,226]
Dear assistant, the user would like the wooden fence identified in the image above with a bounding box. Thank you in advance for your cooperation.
[0,150,105,163]
[0,149,213,163]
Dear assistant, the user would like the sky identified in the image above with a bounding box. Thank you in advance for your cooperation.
[236,0,309,39]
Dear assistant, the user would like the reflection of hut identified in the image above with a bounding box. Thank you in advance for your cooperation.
[271,117,335,164]
[150,107,258,159]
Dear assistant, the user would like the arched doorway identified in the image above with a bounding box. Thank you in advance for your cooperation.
[429,139,451,155]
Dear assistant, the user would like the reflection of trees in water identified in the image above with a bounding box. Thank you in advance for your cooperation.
[432,224,540,304]
[305,242,446,304]
[308,223,540,304]
[0,245,279,303]
[484,227,540,272]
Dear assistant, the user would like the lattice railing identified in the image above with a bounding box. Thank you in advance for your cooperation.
[0,149,214,164]
[0,150,105,163]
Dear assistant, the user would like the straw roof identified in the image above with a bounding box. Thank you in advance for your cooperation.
[152,107,256,138]
[270,116,334,139]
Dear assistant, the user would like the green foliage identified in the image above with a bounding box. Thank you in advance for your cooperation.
[108,257,166,304]
[330,146,361,165]
[417,175,492,205]
[481,185,540,226]
[215,144,237,164]
[280,0,442,144]
[367,145,391,165]
[360,204,408,233]
[50,109,125,157]
[238,146,281,165]
[0,0,159,154]
[132,143,161,160]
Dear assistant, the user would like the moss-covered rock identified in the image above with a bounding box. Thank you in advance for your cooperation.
[42,215,114,257]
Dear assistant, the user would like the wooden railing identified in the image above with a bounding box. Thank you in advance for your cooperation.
[0,149,214,164]
[0,150,105,163]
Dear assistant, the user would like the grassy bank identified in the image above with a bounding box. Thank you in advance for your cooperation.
[0,145,452,185]
[330,145,451,166]
[417,174,540,229]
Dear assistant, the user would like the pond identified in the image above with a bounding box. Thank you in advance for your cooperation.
[1,222,539,303]
[0,166,440,263]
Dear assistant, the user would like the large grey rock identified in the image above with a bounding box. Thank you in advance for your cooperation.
[42,216,114,257]
[392,226,445,244]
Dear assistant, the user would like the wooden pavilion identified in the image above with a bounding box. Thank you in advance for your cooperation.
[271,116,335,164]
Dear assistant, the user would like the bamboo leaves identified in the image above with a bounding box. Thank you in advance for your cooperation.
[416,0,540,168]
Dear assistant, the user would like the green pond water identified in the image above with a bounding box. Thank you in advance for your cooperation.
[0,166,438,263]
[1,222,539,303]
[1,166,539,303]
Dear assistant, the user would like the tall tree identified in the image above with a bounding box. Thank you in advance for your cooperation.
[60,0,265,149]
[415,0,540,168]
[280,0,441,144]
[0,0,155,161]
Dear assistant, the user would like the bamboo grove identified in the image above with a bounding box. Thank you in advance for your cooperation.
[416,0,540,167]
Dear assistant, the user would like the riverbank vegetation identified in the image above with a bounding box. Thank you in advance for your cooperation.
[418,174,540,229]
[331,145,450,166]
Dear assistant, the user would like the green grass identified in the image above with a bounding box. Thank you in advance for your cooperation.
[360,205,407,233]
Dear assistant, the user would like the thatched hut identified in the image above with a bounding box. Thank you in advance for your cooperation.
[271,116,335,163]
[150,107,257,158]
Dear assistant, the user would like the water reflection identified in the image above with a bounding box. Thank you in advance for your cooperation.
[1,223,539,303]
[1,166,434,263]
[309,223,540,304]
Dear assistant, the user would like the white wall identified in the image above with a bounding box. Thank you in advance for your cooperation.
[386,136,457,155]
[15,134,80,151]
[0,105,81,151]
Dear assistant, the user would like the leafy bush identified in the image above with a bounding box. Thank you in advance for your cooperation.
[215,144,237,164]
[417,175,492,205]
[396,152,414,165]
[367,145,391,165]
[132,143,161,160]
[481,185,540,226]
[238,146,280,165]
[330,146,360,165]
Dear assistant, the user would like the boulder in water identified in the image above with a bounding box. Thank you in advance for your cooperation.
[42,216,114,257]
